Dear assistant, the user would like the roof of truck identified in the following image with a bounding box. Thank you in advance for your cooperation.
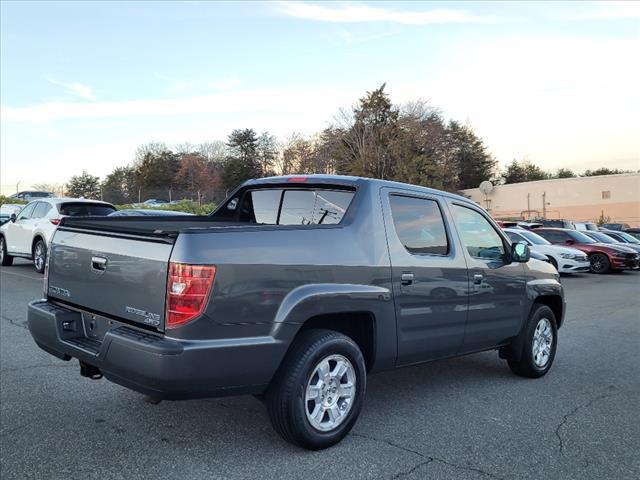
[248,174,476,205]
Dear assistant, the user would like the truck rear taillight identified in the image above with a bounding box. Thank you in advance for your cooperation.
[166,263,216,329]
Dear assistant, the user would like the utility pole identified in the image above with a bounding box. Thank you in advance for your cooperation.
[16,181,20,194]
[542,192,547,219]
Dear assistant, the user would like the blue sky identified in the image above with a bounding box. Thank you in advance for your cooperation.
[1,1,639,193]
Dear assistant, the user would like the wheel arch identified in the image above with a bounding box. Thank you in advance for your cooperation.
[271,283,396,374]
[31,234,46,257]
[533,295,564,329]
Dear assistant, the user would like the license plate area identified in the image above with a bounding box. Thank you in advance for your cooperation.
[81,312,113,342]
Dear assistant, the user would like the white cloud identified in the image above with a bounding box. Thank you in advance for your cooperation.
[273,1,504,25]
[207,76,242,90]
[1,86,360,124]
[46,77,97,101]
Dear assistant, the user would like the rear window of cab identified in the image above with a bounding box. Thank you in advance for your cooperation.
[221,187,355,225]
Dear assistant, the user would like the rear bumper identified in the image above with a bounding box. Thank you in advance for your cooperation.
[27,300,288,399]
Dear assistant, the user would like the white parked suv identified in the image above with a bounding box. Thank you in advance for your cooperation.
[0,198,115,273]
[503,227,590,274]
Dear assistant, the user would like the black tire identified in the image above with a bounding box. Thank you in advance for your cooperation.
[265,329,366,450]
[589,253,610,274]
[0,236,14,266]
[32,238,47,274]
[506,304,558,378]
[548,256,558,271]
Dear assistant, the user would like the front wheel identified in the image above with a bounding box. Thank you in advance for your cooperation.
[0,236,14,266]
[589,253,611,274]
[32,239,47,273]
[506,304,558,378]
[265,329,366,450]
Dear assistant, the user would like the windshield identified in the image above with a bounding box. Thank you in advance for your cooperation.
[614,231,639,244]
[519,230,551,245]
[587,232,617,244]
[568,230,596,244]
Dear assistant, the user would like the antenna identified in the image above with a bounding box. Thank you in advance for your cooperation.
[479,181,494,210]
[479,181,494,195]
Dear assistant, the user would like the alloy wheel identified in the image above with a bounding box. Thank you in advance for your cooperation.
[532,318,553,367]
[34,242,45,271]
[305,354,356,432]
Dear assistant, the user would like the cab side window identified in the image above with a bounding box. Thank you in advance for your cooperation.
[389,195,449,255]
[452,205,505,260]
[16,203,36,221]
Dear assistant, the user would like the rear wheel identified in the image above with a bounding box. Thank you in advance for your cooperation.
[589,253,610,274]
[506,304,558,378]
[0,236,14,266]
[32,239,47,273]
[265,329,366,450]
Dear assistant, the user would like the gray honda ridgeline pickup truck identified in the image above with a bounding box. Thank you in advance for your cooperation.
[28,175,564,449]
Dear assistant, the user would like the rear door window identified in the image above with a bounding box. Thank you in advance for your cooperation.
[31,202,52,219]
[389,195,449,255]
[59,203,116,216]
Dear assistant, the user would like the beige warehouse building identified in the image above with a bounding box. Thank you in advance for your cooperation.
[461,173,640,227]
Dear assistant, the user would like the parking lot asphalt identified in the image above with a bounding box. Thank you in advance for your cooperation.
[1,259,639,480]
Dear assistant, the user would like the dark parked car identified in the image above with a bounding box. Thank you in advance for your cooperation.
[601,223,631,231]
[603,230,640,246]
[623,228,640,240]
[9,191,54,202]
[28,175,564,450]
[533,219,576,229]
[583,231,640,257]
[534,228,639,273]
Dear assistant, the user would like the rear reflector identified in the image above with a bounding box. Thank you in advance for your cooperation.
[50,218,61,225]
[287,176,308,183]
[166,263,216,328]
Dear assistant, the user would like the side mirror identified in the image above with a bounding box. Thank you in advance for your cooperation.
[565,239,574,245]
[10,213,17,223]
[511,241,530,263]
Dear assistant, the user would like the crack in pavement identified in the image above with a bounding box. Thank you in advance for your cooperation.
[1,313,28,330]
[352,432,505,480]
[391,459,434,480]
[555,389,623,456]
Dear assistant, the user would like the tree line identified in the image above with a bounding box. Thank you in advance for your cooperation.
[50,84,635,202]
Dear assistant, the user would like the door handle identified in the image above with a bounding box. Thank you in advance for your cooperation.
[473,273,483,285]
[401,272,414,285]
[91,256,108,271]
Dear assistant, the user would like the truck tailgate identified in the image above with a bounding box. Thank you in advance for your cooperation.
[47,229,173,331]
